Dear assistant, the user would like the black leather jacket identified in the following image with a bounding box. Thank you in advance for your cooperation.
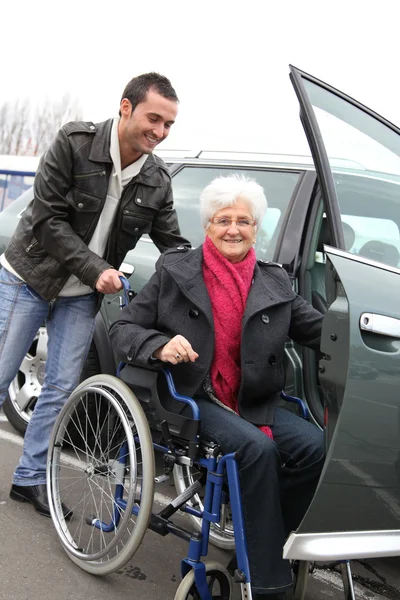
[5,119,189,301]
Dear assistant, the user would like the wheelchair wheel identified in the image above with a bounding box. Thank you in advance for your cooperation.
[174,561,233,600]
[292,560,311,600]
[174,464,235,551]
[47,375,155,575]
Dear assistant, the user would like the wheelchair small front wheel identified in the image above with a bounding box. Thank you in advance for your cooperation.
[47,375,155,575]
[174,561,233,600]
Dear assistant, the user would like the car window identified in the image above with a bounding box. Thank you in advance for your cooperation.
[342,214,400,266]
[302,79,400,268]
[170,166,300,259]
[0,173,35,212]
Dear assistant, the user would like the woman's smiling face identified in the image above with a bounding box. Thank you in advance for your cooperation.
[205,197,257,263]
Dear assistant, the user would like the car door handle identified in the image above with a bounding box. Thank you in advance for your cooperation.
[360,313,400,339]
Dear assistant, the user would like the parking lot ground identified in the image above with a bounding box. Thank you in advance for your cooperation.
[0,419,399,600]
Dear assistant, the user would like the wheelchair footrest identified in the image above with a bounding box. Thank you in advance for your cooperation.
[154,473,170,483]
[160,478,203,519]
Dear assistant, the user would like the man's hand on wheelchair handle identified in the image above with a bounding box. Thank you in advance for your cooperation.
[153,335,199,365]
[96,269,125,294]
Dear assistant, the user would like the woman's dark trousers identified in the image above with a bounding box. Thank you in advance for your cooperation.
[195,398,325,595]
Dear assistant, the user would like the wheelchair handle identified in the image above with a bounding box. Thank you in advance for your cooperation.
[119,275,132,308]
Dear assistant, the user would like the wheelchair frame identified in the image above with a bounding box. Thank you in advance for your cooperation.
[46,277,311,600]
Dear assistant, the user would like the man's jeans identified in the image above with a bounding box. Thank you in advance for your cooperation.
[0,268,97,485]
[195,397,325,595]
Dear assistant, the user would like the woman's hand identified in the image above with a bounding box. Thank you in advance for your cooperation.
[153,335,199,364]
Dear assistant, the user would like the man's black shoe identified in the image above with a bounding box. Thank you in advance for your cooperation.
[10,483,73,520]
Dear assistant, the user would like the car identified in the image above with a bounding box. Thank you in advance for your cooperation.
[1,66,400,561]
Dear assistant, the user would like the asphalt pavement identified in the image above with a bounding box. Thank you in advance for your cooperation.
[0,414,399,600]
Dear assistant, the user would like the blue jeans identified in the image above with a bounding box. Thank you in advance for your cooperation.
[195,397,325,595]
[0,268,97,485]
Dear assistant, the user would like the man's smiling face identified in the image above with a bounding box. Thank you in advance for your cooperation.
[119,88,178,164]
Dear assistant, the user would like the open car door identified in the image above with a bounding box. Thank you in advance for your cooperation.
[284,67,400,562]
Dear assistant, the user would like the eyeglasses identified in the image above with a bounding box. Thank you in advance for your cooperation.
[209,217,256,228]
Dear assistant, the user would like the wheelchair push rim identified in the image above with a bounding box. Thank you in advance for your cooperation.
[47,375,155,575]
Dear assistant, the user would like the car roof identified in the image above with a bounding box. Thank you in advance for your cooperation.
[154,149,316,170]
[153,149,377,173]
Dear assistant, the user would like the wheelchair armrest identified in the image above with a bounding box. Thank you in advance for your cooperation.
[162,368,199,420]
[280,391,309,420]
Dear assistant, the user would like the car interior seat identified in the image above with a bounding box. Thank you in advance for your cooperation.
[311,219,355,314]
[358,239,400,268]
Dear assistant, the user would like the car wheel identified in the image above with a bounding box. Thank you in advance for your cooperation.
[3,326,48,435]
[3,326,100,438]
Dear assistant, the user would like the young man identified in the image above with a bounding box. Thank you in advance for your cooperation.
[0,72,189,517]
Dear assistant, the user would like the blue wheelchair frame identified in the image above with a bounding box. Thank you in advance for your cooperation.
[94,277,310,598]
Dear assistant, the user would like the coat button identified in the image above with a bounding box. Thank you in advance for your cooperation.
[89,125,95,130]
[136,198,142,204]
[268,354,277,365]
[134,227,139,232]
[123,209,129,214]
[261,314,270,324]
[189,309,199,318]
[78,203,84,209]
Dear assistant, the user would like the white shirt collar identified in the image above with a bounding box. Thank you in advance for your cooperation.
[110,117,148,190]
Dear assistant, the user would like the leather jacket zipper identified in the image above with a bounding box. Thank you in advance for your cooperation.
[74,170,107,179]
[26,239,38,253]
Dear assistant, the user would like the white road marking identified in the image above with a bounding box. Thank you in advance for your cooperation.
[312,567,383,600]
[0,426,175,508]
[0,427,24,445]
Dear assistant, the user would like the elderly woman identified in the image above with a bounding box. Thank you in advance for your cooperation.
[110,174,324,600]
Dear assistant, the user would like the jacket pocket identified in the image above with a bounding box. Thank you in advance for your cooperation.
[121,212,153,236]
[24,237,49,263]
[67,190,102,237]
[69,189,102,213]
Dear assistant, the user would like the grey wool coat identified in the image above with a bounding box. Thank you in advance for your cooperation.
[109,245,323,425]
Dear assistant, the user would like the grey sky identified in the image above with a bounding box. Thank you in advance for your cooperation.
[2,0,400,155]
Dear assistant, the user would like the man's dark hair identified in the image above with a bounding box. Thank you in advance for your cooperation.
[119,73,179,115]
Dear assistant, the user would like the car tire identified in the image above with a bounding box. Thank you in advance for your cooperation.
[3,328,100,442]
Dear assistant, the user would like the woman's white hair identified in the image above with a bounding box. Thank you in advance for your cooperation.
[200,174,267,229]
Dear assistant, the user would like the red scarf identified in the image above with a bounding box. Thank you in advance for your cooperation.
[202,236,273,439]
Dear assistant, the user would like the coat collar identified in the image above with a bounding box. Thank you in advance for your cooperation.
[88,119,113,163]
[164,245,295,319]
[164,246,213,319]
[88,118,166,187]
[243,262,295,322]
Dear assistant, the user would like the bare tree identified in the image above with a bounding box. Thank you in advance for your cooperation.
[13,100,30,155]
[0,96,83,157]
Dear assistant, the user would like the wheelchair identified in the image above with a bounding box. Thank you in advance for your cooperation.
[46,279,311,599]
